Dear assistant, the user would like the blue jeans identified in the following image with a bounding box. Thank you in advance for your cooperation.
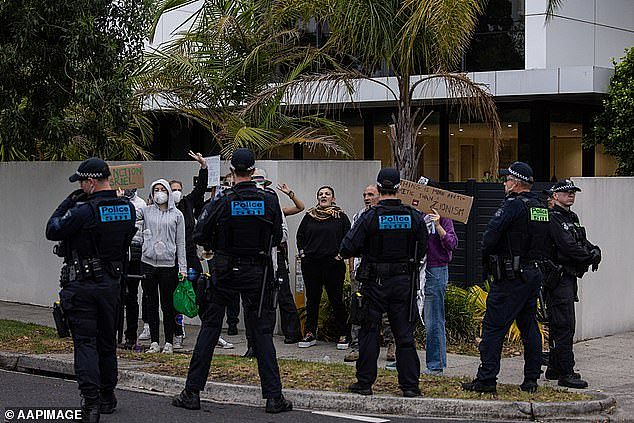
[424,266,449,371]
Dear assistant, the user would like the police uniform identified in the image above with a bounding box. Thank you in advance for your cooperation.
[46,158,136,422]
[340,168,428,397]
[173,148,292,414]
[545,180,600,389]
[463,162,550,393]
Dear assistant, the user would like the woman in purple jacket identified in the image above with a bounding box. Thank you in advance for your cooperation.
[424,207,458,375]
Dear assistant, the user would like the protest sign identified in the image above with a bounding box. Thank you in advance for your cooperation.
[109,164,144,189]
[205,155,221,187]
[397,179,473,224]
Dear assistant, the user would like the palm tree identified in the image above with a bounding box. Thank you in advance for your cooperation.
[244,0,502,180]
[138,0,353,159]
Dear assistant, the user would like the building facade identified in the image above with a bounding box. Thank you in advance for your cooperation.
[150,0,634,182]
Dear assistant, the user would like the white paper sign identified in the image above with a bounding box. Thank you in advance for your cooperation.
[205,155,221,187]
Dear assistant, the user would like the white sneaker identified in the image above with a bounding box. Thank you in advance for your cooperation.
[173,335,183,350]
[217,337,234,349]
[146,342,160,353]
[162,342,173,354]
[138,324,150,341]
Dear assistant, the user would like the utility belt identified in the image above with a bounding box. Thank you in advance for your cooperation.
[489,255,553,281]
[356,261,411,282]
[60,258,122,286]
[214,252,267,269]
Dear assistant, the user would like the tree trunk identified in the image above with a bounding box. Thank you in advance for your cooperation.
[389,77,419,181]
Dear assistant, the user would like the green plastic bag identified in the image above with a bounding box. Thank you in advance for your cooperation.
[173,277,199,318]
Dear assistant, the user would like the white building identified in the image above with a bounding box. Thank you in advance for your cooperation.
[150,0,634,181]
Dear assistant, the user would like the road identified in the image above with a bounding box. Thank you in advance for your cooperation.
[0,370,508,423]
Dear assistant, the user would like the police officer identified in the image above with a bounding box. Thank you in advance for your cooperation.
[462,162,549,394]
[46,158,137,423]
[340,168,428,397]
[545,179,601,389]
[172,148,292,413]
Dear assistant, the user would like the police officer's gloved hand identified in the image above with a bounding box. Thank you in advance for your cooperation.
[590,246,601,271]
[68,188,87,203]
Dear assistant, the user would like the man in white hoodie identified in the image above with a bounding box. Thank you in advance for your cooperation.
[137,179,187,354]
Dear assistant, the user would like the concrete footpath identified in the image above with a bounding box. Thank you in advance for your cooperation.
[1,301,632,421]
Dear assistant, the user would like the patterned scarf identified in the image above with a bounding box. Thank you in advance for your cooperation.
[307,205,343,221]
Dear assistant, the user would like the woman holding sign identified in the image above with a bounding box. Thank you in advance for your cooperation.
[421,181,458,376]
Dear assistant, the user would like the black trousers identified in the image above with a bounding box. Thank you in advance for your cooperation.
[357,274,419,391]
[60,275,120,399]
[301,257,348,337]
[141,264,178,344]
[185,259,283,398]
[545,273,577,375]
[277,265,301,340]
[225,293,240,326]
[124,259,143,342]
[477,265,543,384]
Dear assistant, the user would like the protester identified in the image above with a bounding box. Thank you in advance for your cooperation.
[118,188,148,350]
[277,183,305,216]
[169,151,209,349]
[296,186,351,349]
[138,179,187,354]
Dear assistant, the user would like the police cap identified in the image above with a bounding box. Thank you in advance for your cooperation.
[499,161,534,183]
[230,148,256,172]
[69,157,111,182]
[377,167,401,190]
[551,179,581,193]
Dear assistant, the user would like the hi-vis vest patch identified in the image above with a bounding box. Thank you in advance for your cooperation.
[379,215,412,230]
[231,200,264,216]
[99,204,132,222]
[529,207,549,222]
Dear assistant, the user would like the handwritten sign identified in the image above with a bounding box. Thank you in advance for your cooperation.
[205,155,221,187]
[397,179,473,224]
[109,164,144,189]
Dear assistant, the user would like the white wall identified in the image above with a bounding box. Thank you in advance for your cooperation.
[526,0,634,69]
[571,177,634,340]
[0,160,380,308]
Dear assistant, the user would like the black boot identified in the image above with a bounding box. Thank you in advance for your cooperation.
[461,379,497,393]
[265,395,293,413]
[99,391,117,414]
[348,382,373,396]
[545,367,581,380]
[172,389,201,410]
[81,395,100,423]
[558,374,588,389]
[227,324,238,336]
[402,388,421,397]
[520,379,538,393]
[242,346,255,358]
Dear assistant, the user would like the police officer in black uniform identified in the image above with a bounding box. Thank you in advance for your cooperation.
[46,158,137,423]
[340,168,428,397]
[462,162,550,394]
[545,179,601,389]
[172,148,292,413]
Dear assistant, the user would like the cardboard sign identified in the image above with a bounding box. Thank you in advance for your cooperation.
[397,179,473,224]
[109,164,144,189]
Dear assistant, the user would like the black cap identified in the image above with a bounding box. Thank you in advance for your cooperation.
[551,179,581,193]
[69,157,110,182]
[377,167,401,190]
[230,148,256,172]
[499,161,534,183]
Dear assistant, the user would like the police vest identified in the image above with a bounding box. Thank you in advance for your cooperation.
[365,204,417,263]
[216,188,272,256]
[505,194,551,261]
[83,197,136,262]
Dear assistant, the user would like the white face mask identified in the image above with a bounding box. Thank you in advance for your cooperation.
[172,190,182,204]
[154,191,168,205]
